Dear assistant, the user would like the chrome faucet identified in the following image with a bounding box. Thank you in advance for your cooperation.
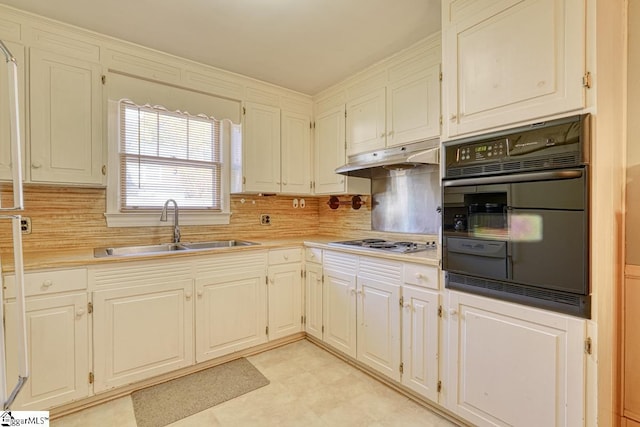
[160,199,180,243]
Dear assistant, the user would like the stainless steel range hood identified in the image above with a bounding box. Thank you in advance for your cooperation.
[335,138,440,179]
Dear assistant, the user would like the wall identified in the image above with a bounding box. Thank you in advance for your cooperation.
[0,184,437,260]
[0,185,320,256]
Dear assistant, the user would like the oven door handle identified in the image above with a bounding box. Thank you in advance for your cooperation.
[443,169,583,187]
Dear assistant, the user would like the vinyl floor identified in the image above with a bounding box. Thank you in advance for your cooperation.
[51,339,460,427]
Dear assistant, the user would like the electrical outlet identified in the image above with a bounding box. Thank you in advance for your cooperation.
[20,217,31,234]
[260,214,271,225]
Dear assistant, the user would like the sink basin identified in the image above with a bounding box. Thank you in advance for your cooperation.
[180,240,259,250]
[94,243,188,258]
[94,240,259,257]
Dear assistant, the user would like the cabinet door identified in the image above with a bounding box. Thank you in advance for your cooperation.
[281,110,312,195]
[446,291,585,427]
[401,285,439,402]
[195,271,267,362]
[387,65,440,147]
[356,276,400,381]
[0,41,26,181]
[242,102,281,193]
[305,262,323,340]
[4,293,89,410]
[442,0,585,136]
[314,105,346,195]
[346,88,386,155]
[93,281,194,392]
[268,263,302,340]
[322,268,357,358]
[29,48,103,184]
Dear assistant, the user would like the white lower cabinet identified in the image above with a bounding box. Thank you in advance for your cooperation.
[304,260,323,340]
[195,271,267,362]
[92,280,194,392]
[445,290,586,427]
[356,274,401,381]
[401,285,440,402]
[4,292,89,410]
[267,248,303,341]
[194,251,268,363]
[322,252,402,380]
[323,266,358,357]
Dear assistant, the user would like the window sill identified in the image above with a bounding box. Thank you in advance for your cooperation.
[104,211,231,227]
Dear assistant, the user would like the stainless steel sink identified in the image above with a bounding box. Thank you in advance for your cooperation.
[180,240,258,250]
[94,243,188,258]
[94,240,259,257]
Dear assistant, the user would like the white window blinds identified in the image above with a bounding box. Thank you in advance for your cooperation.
[119,100,222,211]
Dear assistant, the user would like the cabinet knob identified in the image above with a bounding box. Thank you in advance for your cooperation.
[282,181,287,185]
[350,288,356,295]
[414,273,424,280]
[185,291,192,300]
[403,303,411,310]
[197,290,203,298]
[32,162,42,169]
[450,114,457,121]
[380,132,386,138]
[276,181,281,185]
[76,308,85,317]
[340,179,344,184]
[42,280,53,288]
[388,130,394,136]
[450,309,458,316]
[283,255,289,260]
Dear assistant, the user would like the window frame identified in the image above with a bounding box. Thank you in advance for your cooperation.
[105,99,232,227]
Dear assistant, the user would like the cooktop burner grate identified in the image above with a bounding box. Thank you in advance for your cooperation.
[328,239,437,254]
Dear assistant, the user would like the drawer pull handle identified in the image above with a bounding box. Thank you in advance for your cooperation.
[42,280,53,288]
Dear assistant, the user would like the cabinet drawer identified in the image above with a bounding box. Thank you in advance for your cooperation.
[268,248,302,265]
[3,268,87,298]
[403,264,438,290]
[305,247,322,264]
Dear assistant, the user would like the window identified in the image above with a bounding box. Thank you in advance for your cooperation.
[120,100,222,210]
[105,99,233,227]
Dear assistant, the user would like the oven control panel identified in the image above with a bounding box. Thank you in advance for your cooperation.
[455,139,507,164]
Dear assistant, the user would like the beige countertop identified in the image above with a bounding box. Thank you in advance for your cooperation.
[2,235,440,273]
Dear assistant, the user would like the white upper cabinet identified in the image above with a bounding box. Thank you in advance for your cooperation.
[314,101,370,195]
[240,102,281,193]
[29,48,104,184]
[340,35,441,156]
[346,88,386,155]
[442,0,586,137]
[234,103,312,195]
[387,64,441,147]
[0,41,26,182]
[281,110,312,195]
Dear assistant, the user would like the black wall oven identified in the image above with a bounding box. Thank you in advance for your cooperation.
[442,114,590,318]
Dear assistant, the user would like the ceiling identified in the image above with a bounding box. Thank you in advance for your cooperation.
[0,0,442,95]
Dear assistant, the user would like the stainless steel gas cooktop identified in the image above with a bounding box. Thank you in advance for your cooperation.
[328,239,437,254]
